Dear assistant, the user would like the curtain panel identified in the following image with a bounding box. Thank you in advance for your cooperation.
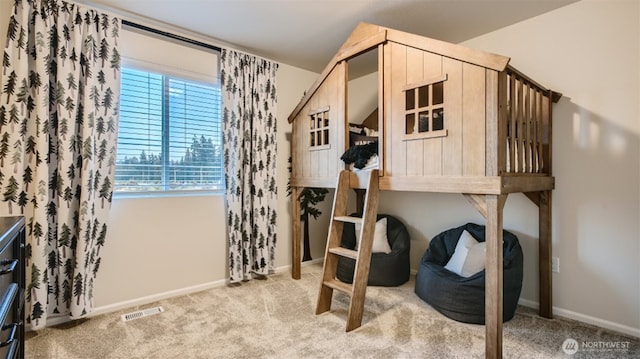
[221,49,278,283]
[0,0,121,329]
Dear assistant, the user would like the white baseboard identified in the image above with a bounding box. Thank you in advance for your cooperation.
[518,298,640,338]
[274,257,324,274]
[302,257,325,266]
[36,259,325,330]
[91,279,228,318]
[94,259,326,317]
[28,278,228,331]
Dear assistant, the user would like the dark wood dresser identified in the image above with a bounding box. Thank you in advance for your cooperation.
[0,217,25,359]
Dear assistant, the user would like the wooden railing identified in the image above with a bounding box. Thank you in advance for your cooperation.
[503,66,554,175]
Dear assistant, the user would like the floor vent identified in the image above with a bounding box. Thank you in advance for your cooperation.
[121,306,165,322]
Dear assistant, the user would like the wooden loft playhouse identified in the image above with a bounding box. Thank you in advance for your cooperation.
[288,22,561,358]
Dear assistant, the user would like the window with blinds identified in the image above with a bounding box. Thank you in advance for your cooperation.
[116,68,222,193]
[115,26,222,195]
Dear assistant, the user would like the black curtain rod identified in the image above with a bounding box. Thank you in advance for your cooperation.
[122,19,222,52]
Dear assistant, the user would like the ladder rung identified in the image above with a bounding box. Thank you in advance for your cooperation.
[323,278,353,295]
[328,247,358,260]
[334,216,363,224]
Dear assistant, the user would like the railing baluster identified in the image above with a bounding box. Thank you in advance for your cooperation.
[509,74,516,173]
[523,84,533,173]
[517,78,524,173]
[539,92,546,173]
[531,88,538,173]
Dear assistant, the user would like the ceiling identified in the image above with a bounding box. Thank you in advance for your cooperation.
[83,0,578,74]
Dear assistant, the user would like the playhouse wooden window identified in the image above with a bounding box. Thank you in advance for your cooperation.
[309,107,330,150]
[403,75,448,140]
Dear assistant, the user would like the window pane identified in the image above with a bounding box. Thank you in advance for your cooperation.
[309,110,329,148]
[116,69,164,192]
[418,111,429,132]
[115,68,223,193]
[405,113,415,134]
[418,85,429,107]
[166,78,223,191]
[405,89,415,110]
[433,108,444,130]
[433,81,444,105]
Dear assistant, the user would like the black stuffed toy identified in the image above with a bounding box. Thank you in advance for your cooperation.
[340,141,378,169]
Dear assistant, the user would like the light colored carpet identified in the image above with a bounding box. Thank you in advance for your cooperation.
[26,263,638,358]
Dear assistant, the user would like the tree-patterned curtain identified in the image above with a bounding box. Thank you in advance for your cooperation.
[0,0,120,329]
[221,49,278,283]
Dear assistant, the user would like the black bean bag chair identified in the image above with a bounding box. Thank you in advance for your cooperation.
[336,214,410,287]
[414,223,523,324]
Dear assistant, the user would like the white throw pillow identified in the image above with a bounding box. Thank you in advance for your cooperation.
[444,230,486,277]
[354,218,392,254]
[462,241,486,277]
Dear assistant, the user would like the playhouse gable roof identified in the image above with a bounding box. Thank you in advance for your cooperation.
[288,22,511,123]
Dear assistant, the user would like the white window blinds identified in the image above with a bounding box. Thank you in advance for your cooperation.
[115,27,222,193]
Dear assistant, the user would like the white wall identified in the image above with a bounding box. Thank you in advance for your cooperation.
[96,195,225,307]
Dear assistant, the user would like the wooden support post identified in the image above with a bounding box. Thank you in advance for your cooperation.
[524,190,553,319]
[539,190,553,318]
[486,194,507,359]
[291,186,302,280]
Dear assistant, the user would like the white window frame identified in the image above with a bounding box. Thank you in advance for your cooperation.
[114,26,223,197]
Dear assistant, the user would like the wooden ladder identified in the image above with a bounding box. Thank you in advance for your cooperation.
[316,169,380,332]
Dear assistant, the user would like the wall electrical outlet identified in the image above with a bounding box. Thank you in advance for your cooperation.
[552,257,560,273]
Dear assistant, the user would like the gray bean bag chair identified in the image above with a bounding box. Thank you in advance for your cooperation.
[336,214,410,287]
[414,223,523,324]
